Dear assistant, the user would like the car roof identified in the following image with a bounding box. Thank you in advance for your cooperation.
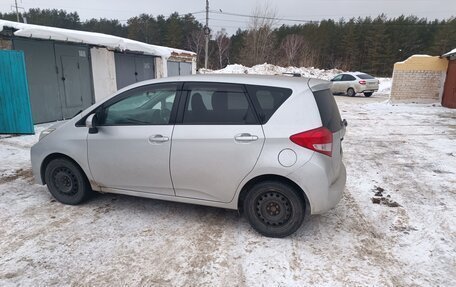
[117,74,329,94]
[341,72,372,76]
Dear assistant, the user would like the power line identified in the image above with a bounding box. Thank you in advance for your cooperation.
[210,10,319,24]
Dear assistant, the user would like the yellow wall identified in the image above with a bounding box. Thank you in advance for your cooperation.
[394,55,448,72]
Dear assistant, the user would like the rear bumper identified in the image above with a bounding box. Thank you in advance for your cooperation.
[327,163,346,211]
[355,87,379,93]
[288,157,346,215]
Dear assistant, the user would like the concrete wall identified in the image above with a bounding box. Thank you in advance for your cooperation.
[90,47,117,102]
[155,57,166,78]
[391,55,449,103]
[0,38,12,50]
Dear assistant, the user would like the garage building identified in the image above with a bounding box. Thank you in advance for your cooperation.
[0,20,196,124]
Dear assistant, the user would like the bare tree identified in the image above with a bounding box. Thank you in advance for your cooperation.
[281,34,304,66]
[187,29,205,67]
[215,29,231,68]
[240,1,278,66]
[299,41,320,67]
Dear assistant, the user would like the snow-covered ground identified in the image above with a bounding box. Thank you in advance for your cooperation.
[0,93,455,286]
[200,63,392,94]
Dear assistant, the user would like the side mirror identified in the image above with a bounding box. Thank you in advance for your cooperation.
[86,114,98,134]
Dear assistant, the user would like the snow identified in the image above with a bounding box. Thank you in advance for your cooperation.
[201,63,392,95]
[0,20,195,58]
[1,95,455,285]
[0,124,50,178]
[200,63,344,80]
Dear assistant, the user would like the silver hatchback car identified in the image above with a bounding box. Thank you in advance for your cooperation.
[31,74,347,237]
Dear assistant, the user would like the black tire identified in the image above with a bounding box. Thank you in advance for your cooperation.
[243,181,305,238]
[44,158,92,205]
[347,88,356,97]
[364,92,373,97]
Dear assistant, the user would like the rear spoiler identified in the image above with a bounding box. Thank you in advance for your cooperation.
[307,78,331,92]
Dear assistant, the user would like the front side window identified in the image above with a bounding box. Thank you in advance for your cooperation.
[332,75,343,81]
[99,84,178,126]
[182,83,258,125]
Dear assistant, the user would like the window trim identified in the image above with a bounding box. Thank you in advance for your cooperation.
[175,82,261,125]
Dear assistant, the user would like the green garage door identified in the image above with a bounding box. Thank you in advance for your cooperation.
[0,50,34,134]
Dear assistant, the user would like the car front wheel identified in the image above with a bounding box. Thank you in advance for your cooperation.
[44,158,92,205]
[244,181,305,238]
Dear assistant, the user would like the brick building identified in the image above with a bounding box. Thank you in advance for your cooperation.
[390,55,448,103]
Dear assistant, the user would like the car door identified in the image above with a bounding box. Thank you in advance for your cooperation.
[170,82,265,203]
[87,83,181,195]
[341,74,356,93]
[330,74,343,93]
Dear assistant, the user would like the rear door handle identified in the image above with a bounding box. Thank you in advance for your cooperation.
[149,134,169,143]
[235,133,258,142]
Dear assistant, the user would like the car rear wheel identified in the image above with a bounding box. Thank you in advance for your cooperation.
[243,181,305,238]
[364,92,373,97]
[44,158,92,205]
[347,88,356,97]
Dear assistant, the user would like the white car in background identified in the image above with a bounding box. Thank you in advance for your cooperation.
[330,72,379,97]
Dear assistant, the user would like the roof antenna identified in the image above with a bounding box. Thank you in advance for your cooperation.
[282,72,302,77]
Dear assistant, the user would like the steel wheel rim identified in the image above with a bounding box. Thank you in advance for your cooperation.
[52,167,78,196]
[255,191,292,226]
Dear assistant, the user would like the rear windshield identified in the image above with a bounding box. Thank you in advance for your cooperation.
[312,89,343,132]
[246,85,292,124]
[356,73,375,79]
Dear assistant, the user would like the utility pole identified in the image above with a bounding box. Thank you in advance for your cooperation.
[204,0,209,69]
[14,0,20,22]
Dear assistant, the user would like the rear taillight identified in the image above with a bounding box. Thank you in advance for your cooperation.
[290,127,333,157]
[359,80,366,85]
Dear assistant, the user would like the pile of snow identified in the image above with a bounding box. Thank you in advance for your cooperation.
[201,63,391,94]
[201,63,343,80]
[378,78,392,94]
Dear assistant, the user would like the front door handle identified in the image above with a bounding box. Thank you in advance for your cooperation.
[149,134,169,143]
[235,133,259,142]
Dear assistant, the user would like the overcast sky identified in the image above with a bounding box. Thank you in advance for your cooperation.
[1,0,454,33]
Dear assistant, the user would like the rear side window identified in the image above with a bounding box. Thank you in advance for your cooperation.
[356,73,375,79]
[312,89,343,133]
[182,83,258,125]
[246,85,292,124]
[341,74,356,81]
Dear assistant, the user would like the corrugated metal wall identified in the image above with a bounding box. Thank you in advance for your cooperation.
[167,61,192,77]
[115,52,155,89]
[0,50,34,134]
